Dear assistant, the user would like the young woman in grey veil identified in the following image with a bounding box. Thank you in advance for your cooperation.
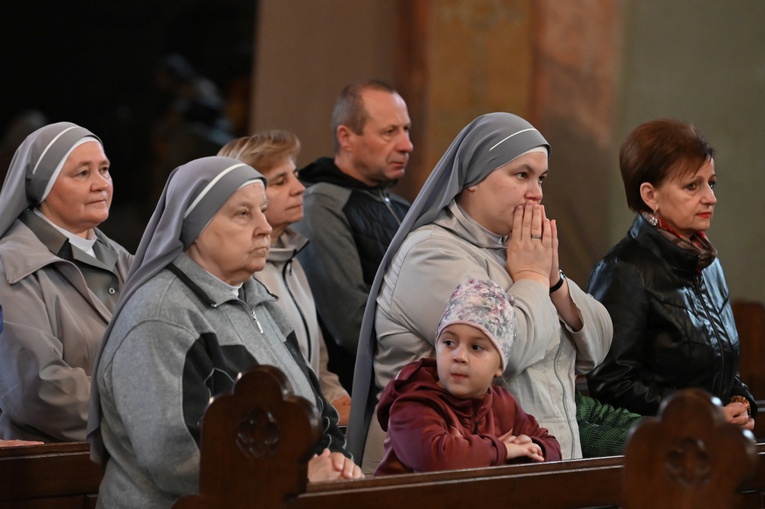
[0,122,132,442]
[348,112,613,470]
[88,156,361,509]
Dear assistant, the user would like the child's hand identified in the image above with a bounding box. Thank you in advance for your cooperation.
[501,433,544,462]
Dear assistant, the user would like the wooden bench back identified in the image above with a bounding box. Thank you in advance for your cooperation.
[734,300,765,392]
[624,388,758,509]
[732,299,765,439]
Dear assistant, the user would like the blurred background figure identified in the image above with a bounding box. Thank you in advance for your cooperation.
[151,53,234,202]
[0,110,49,184]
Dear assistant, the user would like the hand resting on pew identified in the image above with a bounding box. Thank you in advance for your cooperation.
[499,432,545,463]
[0,439,44,447]
[374,279,561,475]
[309,448,364,481]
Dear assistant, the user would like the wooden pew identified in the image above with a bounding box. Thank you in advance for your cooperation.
[625,388,758,508]
[733,299,765,439]
[0,441,102,509]
[174,365,762,509]
[3,361,760,508]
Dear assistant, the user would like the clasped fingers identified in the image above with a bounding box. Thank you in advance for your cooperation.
[507,203,553,283]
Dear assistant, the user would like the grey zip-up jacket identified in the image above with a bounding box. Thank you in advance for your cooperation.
[255,228,349,403]
[0,217,131,441]
[95,253,346,509]
[369,202,612,462]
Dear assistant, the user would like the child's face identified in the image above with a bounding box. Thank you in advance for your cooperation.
[435,323,503,399]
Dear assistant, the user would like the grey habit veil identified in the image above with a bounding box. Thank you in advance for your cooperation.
[87,156,266,463]
[347,112,550,461]
[0,122,101,237]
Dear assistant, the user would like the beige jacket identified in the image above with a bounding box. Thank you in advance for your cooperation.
[0,219,132,441]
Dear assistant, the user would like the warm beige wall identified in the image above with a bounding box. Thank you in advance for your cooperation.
[252,0,765,301]
[252,0,536,204]
[532,0,622,284]
[414,0,535,194]
[251,0,397,169]
[615,0,765,301]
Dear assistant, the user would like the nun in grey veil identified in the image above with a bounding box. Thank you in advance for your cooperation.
[0,122,132,442]
[347,112,613,467]
[89,156,359,508]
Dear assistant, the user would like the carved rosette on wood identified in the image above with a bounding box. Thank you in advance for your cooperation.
[173,365,322,509]
[623,388,757,509]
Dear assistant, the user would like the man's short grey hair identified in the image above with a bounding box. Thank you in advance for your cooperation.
[331,79,398,153]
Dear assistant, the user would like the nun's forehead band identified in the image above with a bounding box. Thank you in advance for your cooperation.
[31,126,82,175]
[489,128,540,152]
[184,163,251,218]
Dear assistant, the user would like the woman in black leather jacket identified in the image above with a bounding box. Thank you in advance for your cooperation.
[586,118,755,430]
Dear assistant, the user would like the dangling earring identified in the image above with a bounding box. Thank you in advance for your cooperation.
[647,211,658,227]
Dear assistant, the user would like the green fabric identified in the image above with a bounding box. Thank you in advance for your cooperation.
[576,391,645,458]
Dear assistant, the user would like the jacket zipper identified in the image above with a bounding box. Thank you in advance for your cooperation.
[250,309,264,333]
[693,273,725,395]
[378,189,403,225]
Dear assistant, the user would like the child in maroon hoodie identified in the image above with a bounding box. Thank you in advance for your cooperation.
[375,278,561,475]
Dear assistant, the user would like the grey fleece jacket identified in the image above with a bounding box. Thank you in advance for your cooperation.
[95,253,346,509]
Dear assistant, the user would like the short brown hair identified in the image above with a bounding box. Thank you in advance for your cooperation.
[331,79,398,153]
[619,118,714,213]
[217,130,301,174]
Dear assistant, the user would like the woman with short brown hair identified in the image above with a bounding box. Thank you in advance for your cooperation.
[587,118,755,429]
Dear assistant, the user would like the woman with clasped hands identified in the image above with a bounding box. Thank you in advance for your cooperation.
[586,119,756,430]
[0,122,132,442]
[89,156,361,509]
[348,112,613,471]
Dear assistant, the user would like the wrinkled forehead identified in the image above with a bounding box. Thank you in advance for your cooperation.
[219,180,267,210]
[361,90,409,127]
[493,146,549,172]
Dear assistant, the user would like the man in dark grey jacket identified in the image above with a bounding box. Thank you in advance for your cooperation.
[293,79,413,390]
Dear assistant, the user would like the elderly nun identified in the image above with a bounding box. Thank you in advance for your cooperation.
[89,156,361,509]
[348,112,613,470]
[0,122,132,442]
